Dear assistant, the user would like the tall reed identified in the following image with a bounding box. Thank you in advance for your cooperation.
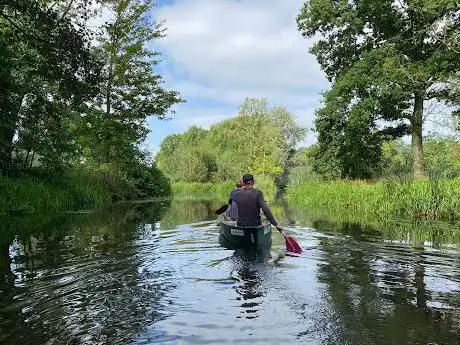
[286,179,460,222]
[0,171,110,215]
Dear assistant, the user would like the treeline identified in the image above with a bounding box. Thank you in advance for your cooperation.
[289,137,460,186]
[296,0,460,180]
[0,0,181,205]
[155,98,306,189]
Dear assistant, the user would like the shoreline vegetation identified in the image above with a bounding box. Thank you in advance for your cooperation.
[0,167,171,216]
[2,3,459,232]
[4,172,460,246]
[0,1,181,218]
[291,207,460,246]
[172,177,460,233]
[171,176,277,202]
[286,179,460,223]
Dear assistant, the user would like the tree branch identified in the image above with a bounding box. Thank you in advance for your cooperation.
[0,12,54,47]
[60,0,75,21]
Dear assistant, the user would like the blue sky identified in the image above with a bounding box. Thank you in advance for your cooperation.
[143,0,331,155]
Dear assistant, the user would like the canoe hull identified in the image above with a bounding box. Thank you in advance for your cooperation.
[218,221,272,261]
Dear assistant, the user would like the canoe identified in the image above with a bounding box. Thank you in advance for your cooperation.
[218,220,272,261]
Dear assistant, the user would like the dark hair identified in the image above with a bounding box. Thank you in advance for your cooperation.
[242,174,254,184]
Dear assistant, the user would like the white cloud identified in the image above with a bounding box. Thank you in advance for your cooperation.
[148,0,328,147]
[170,105,235,129]
[158,0,327,87]
[85,3,115,45]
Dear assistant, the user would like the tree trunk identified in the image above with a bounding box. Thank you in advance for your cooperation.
[30,151,35,168]
[105,56,113,164]
[25,150,30,167]
[0,94,25,167]
[411,92,425,179]
[0,113,17,167]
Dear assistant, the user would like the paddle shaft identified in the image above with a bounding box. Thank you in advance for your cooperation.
[276,226,287,238]
[215,203,229,215]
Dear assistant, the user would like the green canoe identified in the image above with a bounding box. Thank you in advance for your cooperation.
[218,220,272,261]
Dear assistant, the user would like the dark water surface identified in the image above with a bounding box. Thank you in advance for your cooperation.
[1,199,459,344]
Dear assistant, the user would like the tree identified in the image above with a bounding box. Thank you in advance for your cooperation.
[76,0,182,168]
[314,87,395,179]
[0,0,101,166]
[155,98,306,185]
[380,140,412,178]
[209,114,284,177]
[268,105,307,186]
[297,0,460,179]
[155,133,183,178]
[15,91,79,168]
[239,97,269,117]
[237,97,306,185]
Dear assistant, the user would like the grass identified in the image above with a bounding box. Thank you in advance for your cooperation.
[286,178,460,223]
[0,169,111,215]
[172,175,277,201]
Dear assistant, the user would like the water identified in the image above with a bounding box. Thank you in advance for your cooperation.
[1,199,459,344]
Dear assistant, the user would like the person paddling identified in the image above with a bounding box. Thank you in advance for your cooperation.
[232,174,283,231]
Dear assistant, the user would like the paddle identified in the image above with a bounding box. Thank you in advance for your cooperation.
[215,204,229,215]
[276,226,303,255]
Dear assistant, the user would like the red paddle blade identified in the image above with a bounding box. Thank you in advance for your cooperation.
[285,236,303,254]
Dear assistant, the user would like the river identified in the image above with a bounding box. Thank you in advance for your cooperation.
[0,199,459,344]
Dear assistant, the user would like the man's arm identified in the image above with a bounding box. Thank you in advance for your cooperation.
[257,191,279,227]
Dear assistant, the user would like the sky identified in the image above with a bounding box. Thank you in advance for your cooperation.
[144,0,331,155]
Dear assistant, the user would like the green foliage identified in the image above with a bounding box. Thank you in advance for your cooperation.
[0,163,172,215]
[171,181,234,200]
[287,178,460,222]
[74,0,182,175]
[0,170,110,215]
[424,137,460,179]
[89,161,172,201]
[0,0,101,166]
[297,0,460,179]
[171,174,277,202]
[288,146,322,186]
[0,0,182,205]
[293,137,460,182]
[380,140,412,178]
[156,98,306,187]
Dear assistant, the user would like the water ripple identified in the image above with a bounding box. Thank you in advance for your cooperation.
[1,204,460,345]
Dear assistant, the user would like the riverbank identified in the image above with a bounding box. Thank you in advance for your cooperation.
[286,179,460,223]
[0,167,171,216]
[172,176,277,201]
[0,172,109,216]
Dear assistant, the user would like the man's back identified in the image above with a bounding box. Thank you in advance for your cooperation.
[233,188,277,227]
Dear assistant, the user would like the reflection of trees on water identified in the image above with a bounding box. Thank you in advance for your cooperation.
[0,201,176,345]
[313,233,460,345]
[160,199,221,227]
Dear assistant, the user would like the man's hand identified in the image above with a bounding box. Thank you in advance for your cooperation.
[276,224,284,232]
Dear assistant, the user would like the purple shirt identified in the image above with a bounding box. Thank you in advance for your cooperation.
[226,189,241,219]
